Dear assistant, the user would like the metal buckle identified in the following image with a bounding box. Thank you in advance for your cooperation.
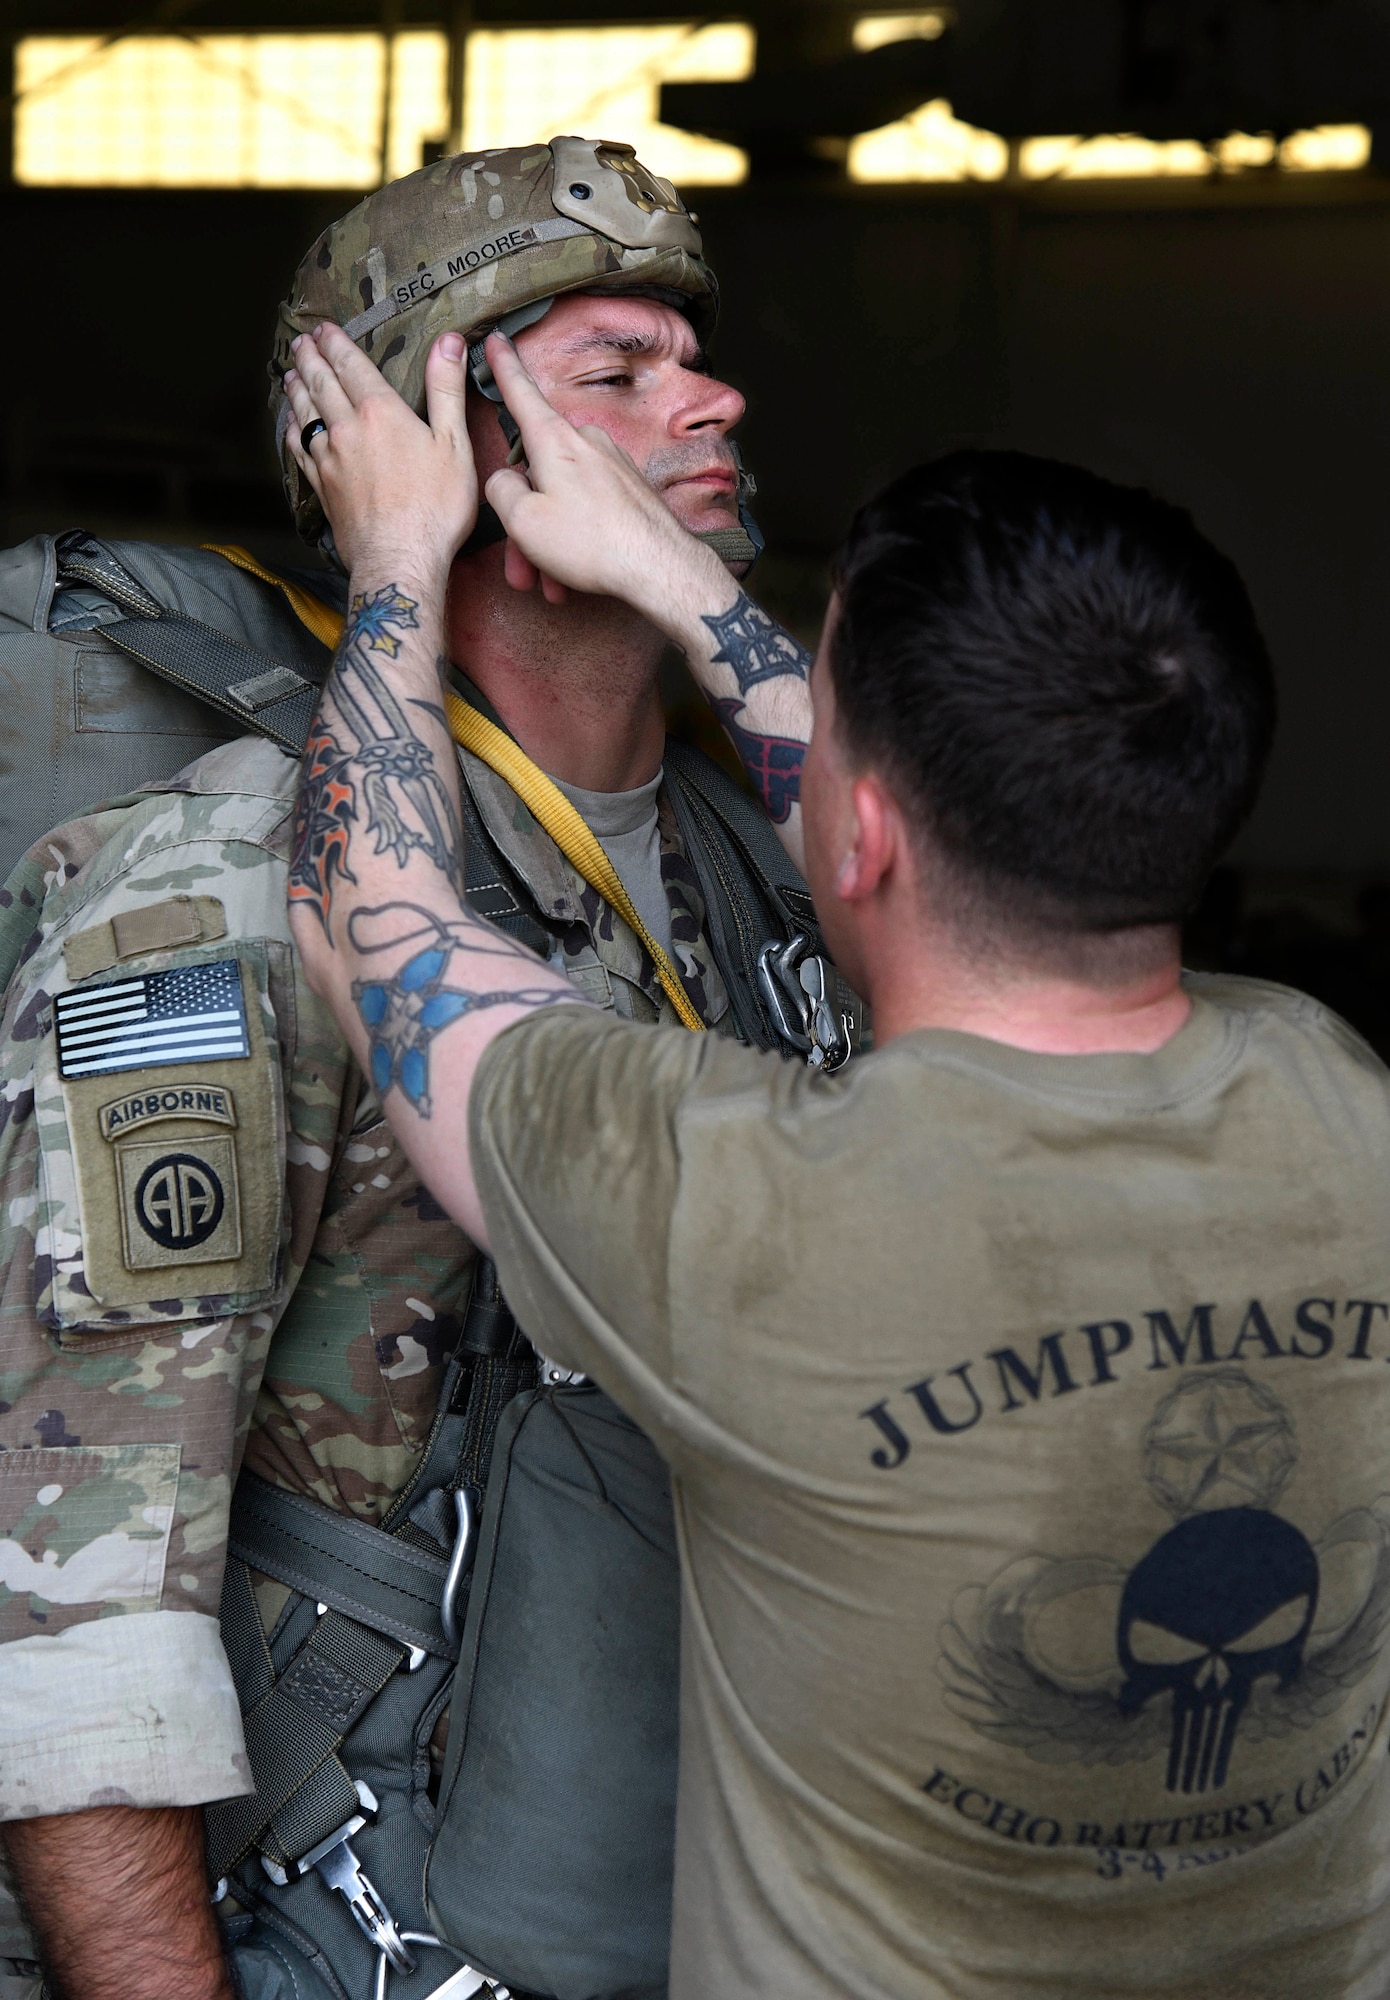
[440,1486,479,1650]
[757,935,853,1073]
[262,1780,416,1975]
[316,1838,416,1975]
[537,1355,586,1388]
[374,1931,512,2000]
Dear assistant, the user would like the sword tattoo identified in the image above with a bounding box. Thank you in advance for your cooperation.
[291,586,465,932]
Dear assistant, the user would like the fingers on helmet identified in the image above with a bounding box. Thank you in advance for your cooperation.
[485,335,562,430]
[282,369,317,427]
[290,335,354,424]
[424,332,470,439]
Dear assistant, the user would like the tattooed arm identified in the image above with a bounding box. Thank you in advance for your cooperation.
[482,338,813,872]
[289,585,466,933]
[281,322,583,1244]
[694,595,811,851]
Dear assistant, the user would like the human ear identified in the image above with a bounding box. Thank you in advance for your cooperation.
[837,773,897,902]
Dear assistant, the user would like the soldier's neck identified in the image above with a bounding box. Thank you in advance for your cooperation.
[446,558,667,794]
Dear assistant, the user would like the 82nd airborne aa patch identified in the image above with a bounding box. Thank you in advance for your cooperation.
[115,1134,243,1271]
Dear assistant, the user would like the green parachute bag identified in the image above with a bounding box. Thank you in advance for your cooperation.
[0,533,340,887]
[426,1380,680,2000]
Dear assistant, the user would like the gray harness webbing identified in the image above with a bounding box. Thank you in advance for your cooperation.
[229,1481,455,1660]
[209,1569,406,1876]
[662,738,836,1049]
[53,530,330,754]
[455,780,554,957]
[207,1259,536,1936]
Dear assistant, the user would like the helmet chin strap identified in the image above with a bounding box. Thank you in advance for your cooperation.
[460,295,763,571]
[458,297,550,558]
[460,506,760,569]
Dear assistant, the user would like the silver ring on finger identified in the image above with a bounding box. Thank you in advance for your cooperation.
[300,418,328,452]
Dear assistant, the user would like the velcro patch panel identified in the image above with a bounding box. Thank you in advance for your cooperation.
[46,949,286,1318]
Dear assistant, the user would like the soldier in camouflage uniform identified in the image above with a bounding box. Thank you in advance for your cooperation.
[0,138,823,2000]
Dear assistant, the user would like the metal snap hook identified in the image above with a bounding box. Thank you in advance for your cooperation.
[440,1486,479,1650]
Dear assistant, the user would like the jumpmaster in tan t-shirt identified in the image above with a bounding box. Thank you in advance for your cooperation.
[473,975,1390,2000]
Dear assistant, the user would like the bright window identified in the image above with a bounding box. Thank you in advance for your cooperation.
[844,19,1371,185]
[851,109,1373,184]
[15,34,451,188]
[461,24,753,186]
[852,13,950,52]
[13,25,752,190]
[1019,134,1213,180]
[1280,125,1372,172]
[849,99,1008,182]
[1017,126,1371,181]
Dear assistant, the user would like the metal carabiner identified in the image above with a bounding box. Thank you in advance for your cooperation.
[315,1835,416,1975]
[756,934,853,1073]
[440,1485,479,1650]
[263,1781,416,1977]
[374,1932,513,2000]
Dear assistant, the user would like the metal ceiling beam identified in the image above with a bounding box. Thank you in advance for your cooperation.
[0,0,697,26]
[662,0,1390,160]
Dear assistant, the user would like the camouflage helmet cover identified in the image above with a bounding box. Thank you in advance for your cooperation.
[270,136,718,545]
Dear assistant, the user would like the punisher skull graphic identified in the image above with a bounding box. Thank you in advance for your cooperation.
[940,1368,1390,1795]
[1118,1507,1318,1793]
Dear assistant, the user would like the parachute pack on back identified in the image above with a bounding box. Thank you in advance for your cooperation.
[0,532,344,886]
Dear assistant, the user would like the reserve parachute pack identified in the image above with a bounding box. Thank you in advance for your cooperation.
[0,530,859,2000]
[0,532,328,895]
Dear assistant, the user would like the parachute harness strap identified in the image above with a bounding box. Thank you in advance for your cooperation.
[220,551,704,1034]
[445,693,704,1034]
[203,543,346,653]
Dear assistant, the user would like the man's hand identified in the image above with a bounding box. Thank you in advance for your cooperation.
[283,323,477,584]
[483,333,731,625]
[4,1805,233,2000]
[483,334,814,869]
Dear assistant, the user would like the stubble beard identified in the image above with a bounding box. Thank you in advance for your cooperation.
[643,438,741,533]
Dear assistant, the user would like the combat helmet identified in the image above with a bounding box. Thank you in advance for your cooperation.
[271,135,759,563]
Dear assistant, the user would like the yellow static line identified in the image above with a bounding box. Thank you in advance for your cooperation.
[205,546,704,1033]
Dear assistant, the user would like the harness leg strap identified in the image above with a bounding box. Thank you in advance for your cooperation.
[205,1611,405,1876]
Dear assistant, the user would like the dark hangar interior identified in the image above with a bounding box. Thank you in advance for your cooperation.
[8,0,1390,1040]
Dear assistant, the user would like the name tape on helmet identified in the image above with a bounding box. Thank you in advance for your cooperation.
[341,217,592,344]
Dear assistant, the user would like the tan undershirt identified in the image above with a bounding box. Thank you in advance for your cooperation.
[551,769,673,963]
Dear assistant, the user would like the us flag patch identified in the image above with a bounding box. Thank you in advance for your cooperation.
[56,959,250,1079]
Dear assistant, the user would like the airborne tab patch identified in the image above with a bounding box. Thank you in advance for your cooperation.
[56,960,250,1079]
[99,1082,237,1141]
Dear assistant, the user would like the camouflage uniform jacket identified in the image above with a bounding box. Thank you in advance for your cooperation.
[0,728,733,1836]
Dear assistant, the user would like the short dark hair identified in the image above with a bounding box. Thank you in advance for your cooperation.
[831,452,1276,931]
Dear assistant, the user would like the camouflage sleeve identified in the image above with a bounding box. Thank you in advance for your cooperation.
[0,740,356,1818]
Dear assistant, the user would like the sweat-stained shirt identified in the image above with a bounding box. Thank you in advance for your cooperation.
[472,979,1390,2000]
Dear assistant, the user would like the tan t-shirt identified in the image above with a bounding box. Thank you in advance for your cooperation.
[472,975,1390,2000]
